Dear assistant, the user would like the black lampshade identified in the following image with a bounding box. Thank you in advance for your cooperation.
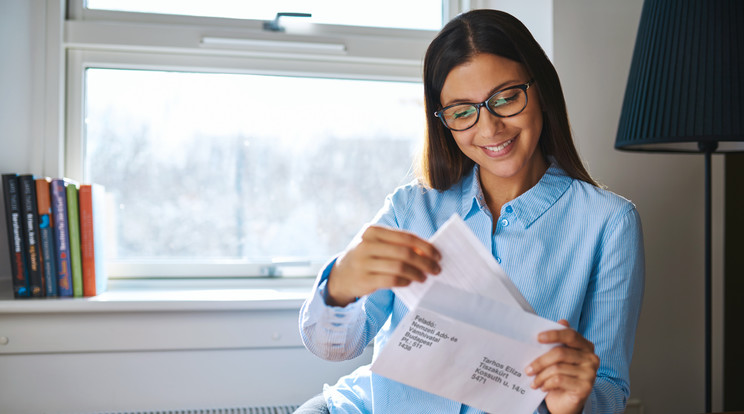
[615,0,744,153]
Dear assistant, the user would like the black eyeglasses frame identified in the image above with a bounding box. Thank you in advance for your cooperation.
[434,79,535,132]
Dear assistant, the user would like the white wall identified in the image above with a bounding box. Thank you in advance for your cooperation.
[0,1,725,413]
[477,0,553,59]
[551,1,723,413]
[0,0,46,300]
[0,0,38,174]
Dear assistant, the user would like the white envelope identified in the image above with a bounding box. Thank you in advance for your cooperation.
[392,214,533,313]
[372,282,563,413]
[374,214,565,413]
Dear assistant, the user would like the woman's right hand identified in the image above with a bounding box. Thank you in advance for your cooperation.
[325,225,442,307]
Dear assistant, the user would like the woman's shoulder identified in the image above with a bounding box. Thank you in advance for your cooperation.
[541,164,636,215]
[387,176,464,205]
[568,178,640,224]
[378,176,470,235]
[576,179,635,205]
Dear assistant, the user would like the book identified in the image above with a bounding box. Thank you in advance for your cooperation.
[66,182,83,297]
[79,184,107,296]
[2,174,30,298]
[35,177,58,297]
[18,174,45,297]
[50,179,73,297]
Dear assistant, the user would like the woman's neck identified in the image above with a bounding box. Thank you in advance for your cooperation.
[479,153,549,216]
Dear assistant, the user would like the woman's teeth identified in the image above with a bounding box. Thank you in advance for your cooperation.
[485,138,514,152]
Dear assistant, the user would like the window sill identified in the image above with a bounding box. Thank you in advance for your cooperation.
[0,277,318,355]
[0,277,315,314]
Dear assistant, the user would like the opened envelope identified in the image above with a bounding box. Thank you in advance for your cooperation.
[372,214,563,413]
[392,214,533,312]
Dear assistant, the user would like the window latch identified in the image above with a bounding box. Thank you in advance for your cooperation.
[263,12,312,32]
[261,258,312,277]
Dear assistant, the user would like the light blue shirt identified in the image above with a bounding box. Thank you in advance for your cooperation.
[300,163,645,414]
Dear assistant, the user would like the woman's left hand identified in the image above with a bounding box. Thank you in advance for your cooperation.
[526,319,599,414]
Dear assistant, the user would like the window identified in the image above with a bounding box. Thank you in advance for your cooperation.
[85,0,444,30]
[65,1,453,278]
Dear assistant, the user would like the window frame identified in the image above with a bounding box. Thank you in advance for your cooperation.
[63,0,459,278]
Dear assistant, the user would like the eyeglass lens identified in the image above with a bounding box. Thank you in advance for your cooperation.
[440,86,527,131]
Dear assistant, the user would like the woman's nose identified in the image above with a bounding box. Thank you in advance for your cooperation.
[477,108,505,135]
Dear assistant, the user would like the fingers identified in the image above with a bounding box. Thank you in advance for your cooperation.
[363,258,427,283]
[531,362,596,384]
[325,226,441,306]
[528,356,598,391]
[537,322,595,353]
[357,226,441,275]
[538,373,594,397]
[526,323,599,399]
[363,237,441,276]
[529,324,599,377]
[529,345,598,375]
[363,226,442,264]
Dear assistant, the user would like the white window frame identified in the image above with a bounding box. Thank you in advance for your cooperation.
[63,0,463,278]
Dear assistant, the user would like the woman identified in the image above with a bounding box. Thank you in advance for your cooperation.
[297,9,644,414]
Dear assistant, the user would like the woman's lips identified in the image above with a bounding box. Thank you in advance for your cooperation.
[481,136,516,156]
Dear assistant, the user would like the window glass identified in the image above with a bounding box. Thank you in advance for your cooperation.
[85,0,444,30]
[84,68,424,264]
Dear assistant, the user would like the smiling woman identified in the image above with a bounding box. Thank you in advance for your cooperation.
[438,53,547,213]
[298,9,644,414]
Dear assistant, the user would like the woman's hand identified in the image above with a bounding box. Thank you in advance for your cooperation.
[325,225,441,307]
[526,320,599,414]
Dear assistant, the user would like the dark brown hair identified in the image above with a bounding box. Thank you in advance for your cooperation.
[420,9,597,189]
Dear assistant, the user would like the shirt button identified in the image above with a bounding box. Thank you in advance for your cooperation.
[496,257,502,264]
[505,205,513,214]
[500,218,509,227]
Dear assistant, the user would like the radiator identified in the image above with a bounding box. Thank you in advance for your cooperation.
[97,400,642,414]
[97,406,298,414]
[625,398,644,414]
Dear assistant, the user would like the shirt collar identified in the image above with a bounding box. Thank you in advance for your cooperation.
[458,162,573,228]
[458,165,487,220]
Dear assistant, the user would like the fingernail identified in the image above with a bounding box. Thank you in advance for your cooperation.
[538,333,548,341]
[530,381,537,389]
[525,366,534,375]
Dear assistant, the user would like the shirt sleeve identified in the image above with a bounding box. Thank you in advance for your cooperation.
[299,193,402,362]
[580,205,645,413]
[299,257,399,362]
[298,258,370,361]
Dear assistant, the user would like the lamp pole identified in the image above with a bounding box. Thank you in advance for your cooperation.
[700,140,717,413]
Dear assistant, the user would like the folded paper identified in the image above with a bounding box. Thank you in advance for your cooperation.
[373,214,563,413]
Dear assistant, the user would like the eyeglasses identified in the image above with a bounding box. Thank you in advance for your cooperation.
[434,79,534,131]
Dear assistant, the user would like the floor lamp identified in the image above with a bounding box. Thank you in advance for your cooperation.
[614,0,744,412]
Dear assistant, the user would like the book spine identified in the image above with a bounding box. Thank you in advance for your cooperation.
[2,174,30,298]
[50,179,73,297]
[79,184,108,296]
[79,184,96,296]
[91,184,107,295]
[66,183,83,297]
[18,174,45,297]
[35,178,58,297]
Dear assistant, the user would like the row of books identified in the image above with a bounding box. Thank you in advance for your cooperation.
[2,173,107,299]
